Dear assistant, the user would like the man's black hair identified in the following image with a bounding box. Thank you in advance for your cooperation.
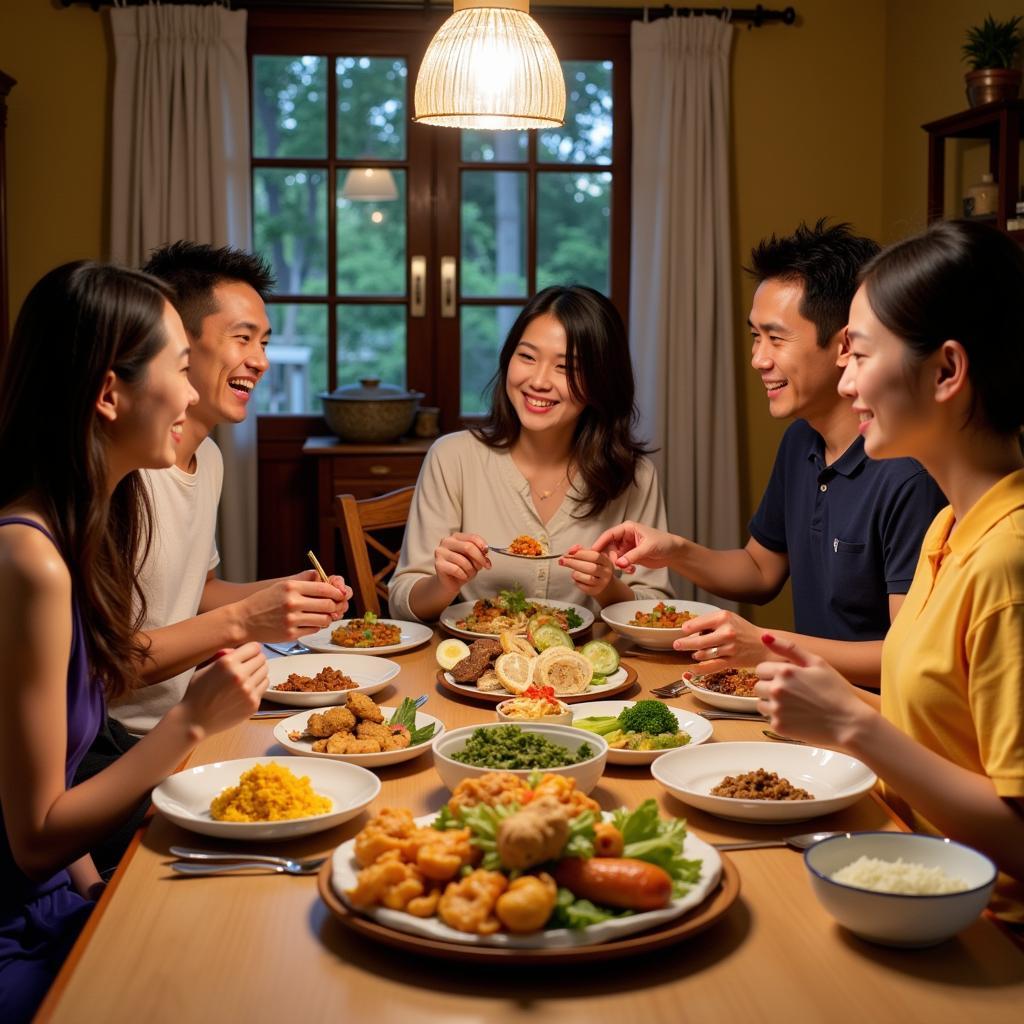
[143,241,275,337]
[746,219,880,348]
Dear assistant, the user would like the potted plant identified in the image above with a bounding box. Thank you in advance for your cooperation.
[962,14,1023,107]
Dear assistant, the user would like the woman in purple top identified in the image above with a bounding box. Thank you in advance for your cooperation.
[0,263,271,1022]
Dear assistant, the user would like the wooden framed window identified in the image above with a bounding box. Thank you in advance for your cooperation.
[248,8,631,434]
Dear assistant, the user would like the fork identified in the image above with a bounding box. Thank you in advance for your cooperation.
[169,846,327,875]
[650,680,689,698]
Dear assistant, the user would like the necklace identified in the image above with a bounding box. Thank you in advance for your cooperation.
[532,470,570,501]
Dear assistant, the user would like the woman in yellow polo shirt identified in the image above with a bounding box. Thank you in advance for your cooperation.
[754,219,1024,922]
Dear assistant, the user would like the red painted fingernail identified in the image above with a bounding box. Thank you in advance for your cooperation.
[212,649,229,660]
[761,633,775,645]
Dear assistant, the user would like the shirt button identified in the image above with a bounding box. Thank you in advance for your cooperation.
[819,483,828,492]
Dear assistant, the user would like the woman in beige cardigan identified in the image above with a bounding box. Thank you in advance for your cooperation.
[389,285,672,622]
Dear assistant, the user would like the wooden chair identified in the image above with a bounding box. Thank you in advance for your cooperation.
[334,486,414,617]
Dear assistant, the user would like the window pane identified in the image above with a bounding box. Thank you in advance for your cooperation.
[337,169,406,296]
[253,56,327,159]
[255,303,328,414]
[461,171,527,298]
[461,130,528,163]
[337,305,407,388]
[536,172,611,293]
[336,57,407,160]
[253,168,328,296]
[538,61,612,165]
[461,305,521,416]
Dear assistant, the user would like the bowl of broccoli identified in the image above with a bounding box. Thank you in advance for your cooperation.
[572,700,713,765]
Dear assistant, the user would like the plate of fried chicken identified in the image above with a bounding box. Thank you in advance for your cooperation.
[274,692,445,768]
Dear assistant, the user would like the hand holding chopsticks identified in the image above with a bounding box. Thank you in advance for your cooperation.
[305,549,353,614]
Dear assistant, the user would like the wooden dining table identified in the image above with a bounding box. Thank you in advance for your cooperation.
[37,628,1024,1023]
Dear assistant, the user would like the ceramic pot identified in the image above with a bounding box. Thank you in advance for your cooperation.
[319,378,424,443]
[965,68,1022,107]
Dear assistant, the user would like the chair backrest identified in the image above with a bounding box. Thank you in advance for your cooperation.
[334,486,414,617]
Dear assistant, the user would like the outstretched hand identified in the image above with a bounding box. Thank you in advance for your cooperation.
[754,634,871,747]
[591,521,681,573]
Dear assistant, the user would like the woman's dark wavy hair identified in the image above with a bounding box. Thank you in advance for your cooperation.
[0,261,174,699]
[471,285,651,518]
[860,219,1024,437]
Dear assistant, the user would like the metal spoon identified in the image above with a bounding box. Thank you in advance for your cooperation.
[712,831,846,852]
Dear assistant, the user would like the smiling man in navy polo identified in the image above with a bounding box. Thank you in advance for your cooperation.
[594,220,945,687]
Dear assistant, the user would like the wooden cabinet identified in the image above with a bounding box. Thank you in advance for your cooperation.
[303,435,430,572]
[922,100,1024,239]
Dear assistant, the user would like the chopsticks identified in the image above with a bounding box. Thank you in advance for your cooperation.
[306,549,330,583]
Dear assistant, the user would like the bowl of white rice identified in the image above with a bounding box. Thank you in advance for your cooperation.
[804,832,997,947]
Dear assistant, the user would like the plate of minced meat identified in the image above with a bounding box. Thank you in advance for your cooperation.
[652,742,877,823]
[300,616,433,655]
[264,653,401,707]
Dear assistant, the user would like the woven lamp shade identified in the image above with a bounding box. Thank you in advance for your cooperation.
[414,0,566,130]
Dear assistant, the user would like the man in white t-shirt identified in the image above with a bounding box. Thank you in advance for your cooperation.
[76,242,351,870]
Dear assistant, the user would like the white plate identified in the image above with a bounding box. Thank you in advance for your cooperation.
[151,756,381,841]
[299,619,433,655]
[331,812,722,948]
[441,599,594,640]
[569,700,713,765]
[273,706,445,768]
[264,653,401,707]
[600,599,721,651]
[652,742,877,824]
[442,665,629,701]
[683,674,761,713]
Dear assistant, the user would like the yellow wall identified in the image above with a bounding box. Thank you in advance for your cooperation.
[882,0,1024,240]
[731,0,887,626]
[0,3,109,321]
[0,1,1015,629]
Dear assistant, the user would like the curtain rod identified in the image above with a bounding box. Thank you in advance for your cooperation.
[60,2,797,27]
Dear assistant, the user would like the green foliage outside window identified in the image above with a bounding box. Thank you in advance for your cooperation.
[251,54,614,415]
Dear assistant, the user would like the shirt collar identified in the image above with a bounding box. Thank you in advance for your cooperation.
[805,431,869,478]
[946,468,1024,555]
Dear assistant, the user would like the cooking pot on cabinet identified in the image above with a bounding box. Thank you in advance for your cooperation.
[318,378,424,443]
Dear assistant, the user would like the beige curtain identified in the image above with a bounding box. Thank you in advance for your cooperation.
[630,14,740,603]
[109,4,256,581]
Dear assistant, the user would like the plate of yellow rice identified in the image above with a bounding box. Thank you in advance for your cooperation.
[151,756,381,840]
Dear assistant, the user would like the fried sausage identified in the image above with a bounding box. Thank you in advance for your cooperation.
[552,857,672,911]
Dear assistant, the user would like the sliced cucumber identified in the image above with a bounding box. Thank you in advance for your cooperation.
[581,640,620,676]
[533,623,574,651]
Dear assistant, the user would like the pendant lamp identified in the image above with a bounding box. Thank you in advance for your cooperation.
[414,0,566,130]
[340,167,399,202]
